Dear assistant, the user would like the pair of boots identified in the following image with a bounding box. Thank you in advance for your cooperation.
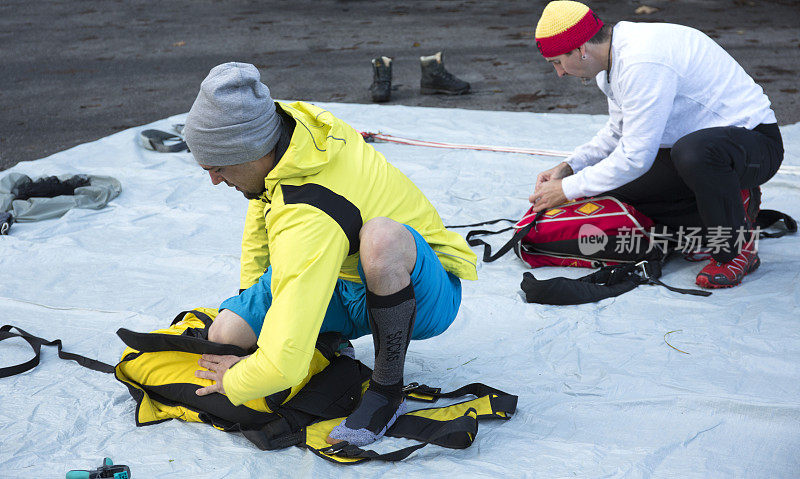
[369,52,470,103]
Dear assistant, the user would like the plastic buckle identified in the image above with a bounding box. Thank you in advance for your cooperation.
[635,260,651,280]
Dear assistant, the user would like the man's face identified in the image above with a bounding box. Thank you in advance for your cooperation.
[546,49,588,79]
[200,155,271,200]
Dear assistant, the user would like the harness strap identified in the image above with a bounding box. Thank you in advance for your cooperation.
[308,382,517,464]
[319,409,479,463]
[756,209,797,238]
[446,218,518,229]
[0,325,115,378]
[139,129,189,153]
[465,219,539,263]
[402,381,515,404]
[116,327,248,356]
[521,259,710,305]
[646,278,712,296]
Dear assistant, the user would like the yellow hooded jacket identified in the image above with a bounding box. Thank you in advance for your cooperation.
[223,102,477,405]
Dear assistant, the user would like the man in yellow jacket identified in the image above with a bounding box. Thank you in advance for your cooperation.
[182,62,477,447]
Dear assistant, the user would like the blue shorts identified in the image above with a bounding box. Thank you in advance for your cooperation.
[219,224,462,341]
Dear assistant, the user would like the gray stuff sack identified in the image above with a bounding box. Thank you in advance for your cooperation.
[0,173,121,222]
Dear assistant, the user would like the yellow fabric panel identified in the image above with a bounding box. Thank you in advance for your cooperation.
[115,359,211,424]
[115,308,337,428]
[305,418,365,464]
[535,0,590,38]
[143,401,203,424]
[240,199,270,290]
[189,307,221,321]
[125,350,213,387]
[404,396,498,421]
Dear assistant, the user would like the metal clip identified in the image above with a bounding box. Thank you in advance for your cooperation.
[402,382,420,392]
[320,441,350,455]
[635,260,650,280]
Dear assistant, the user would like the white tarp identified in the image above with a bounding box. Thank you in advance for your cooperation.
[1,103,798,478]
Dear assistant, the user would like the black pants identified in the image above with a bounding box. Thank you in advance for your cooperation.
[606,123,784,263]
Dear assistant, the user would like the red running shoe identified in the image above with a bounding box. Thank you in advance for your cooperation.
[695,243,760,288]
[742,187,761,228]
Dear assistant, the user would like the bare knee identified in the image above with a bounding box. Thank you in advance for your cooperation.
[360,218,416,294]
[208,309,257,349]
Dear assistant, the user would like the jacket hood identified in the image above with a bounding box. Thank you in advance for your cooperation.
[265,102,340,183]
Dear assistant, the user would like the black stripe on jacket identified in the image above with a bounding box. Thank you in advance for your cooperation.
[281,184,362,255]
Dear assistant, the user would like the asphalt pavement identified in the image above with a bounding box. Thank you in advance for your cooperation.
[2,0,799,170]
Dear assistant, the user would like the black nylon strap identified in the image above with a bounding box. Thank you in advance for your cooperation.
[315,382,517,463]
[404,382,514,404]
[140,129,188,153]
[464,212,545,263]
[467,222,535,263]
[118,309,250,356]
[446,218,517,229]
[318,408,480,463]
[756,209,797,238]
[520,258,710,305]
[116,328,248,356]
[0,325,115,378]
[169,309,213,328]
[647,278,712,297]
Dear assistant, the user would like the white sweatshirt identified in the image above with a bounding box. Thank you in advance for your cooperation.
[560,21,777,200]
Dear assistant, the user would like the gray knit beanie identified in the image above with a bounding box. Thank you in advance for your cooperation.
[183,62,281,166]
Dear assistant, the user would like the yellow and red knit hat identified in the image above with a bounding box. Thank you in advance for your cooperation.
[535,1,603,57]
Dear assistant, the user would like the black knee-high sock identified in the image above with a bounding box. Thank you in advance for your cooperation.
[366,282,416,394]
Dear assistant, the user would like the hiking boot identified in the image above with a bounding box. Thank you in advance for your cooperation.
[695,240,759,288]
[420,52,470,95]
[369,56,392,103]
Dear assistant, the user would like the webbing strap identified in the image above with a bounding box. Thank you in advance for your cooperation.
[311,383,517,464]
[318,409,479,463]
[757,209,797,238]
[466,220,538,263]
[117,309,249,356]
[646,277,712,296]
[521,259,710,305]
[116,328,248,356]
[446,218,518,229]
[139,129,189,153]
[0,325,115,378]
[403,381,513,403]
[580,261,710,297]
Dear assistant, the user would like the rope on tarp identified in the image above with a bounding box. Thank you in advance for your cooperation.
[358,131,800,176]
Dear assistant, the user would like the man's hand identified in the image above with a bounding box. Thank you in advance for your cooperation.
[534,162,573,192]
[195,354,244,396]
[529,178,568,213]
